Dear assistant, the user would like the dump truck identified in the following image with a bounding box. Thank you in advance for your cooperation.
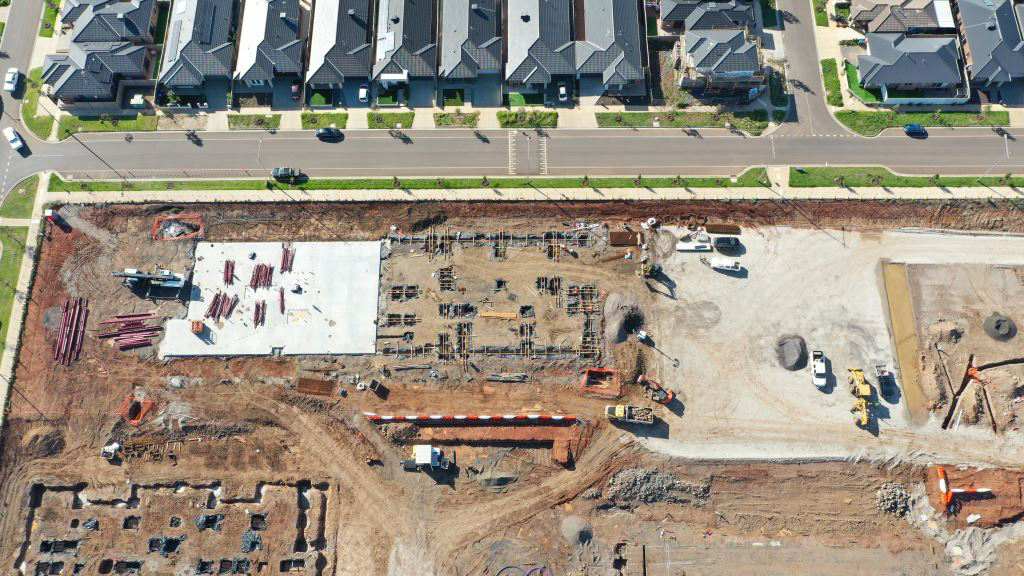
[605,405,655,424]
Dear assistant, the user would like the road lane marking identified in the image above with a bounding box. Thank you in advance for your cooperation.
[539,136,548,175]
[507,131,516,175]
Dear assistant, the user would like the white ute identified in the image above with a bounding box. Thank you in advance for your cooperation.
[3,68,19,92]
[3,127,23,151]
[811,350,827,389]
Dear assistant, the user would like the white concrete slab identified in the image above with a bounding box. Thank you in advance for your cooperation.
[160,241,381,357]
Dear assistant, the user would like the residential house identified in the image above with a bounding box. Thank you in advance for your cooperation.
[661,0,755,31]
[371,0,436,105]
[42,0,157,106]
[956,0,1024,90]
[575,0,646,95]
[856,32,966,102]
[306,0,373,106]
[233,0,304,107]
[678,28,763,98]
[158,0,238,103]
[438,0,502,106]
[848,0,954,33]
[505,0,576,95]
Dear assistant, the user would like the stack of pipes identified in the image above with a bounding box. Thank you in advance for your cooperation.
[250,264,274,289]
[279,287,285,314]
[99,313,162,350]
[253,301,267,327]
[53,298,89,365]
[204,292,239,321]
[281,247,295,272]
[223,260,235,285]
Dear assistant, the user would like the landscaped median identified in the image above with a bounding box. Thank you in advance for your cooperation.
[21,68,55,140]
[595,110,781,136]
[301,112,348,130]
[227,114,282,130]
[368,112,415,129]
[497,110,557,128]
[49,169,770,193]
[789,166,1024,187]
[834,108,1009,136]
[434,111,479,128]
[58,114,157,140]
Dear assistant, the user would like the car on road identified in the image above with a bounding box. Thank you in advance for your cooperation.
[557,82,568,103]
[713,236,741,252]
[358,83,369,103]
[271,167,299,181]
[903,124,927,138]
[315,127,343,141]
[291,80,301,100]
[3,127,23,151]
[3,68,19,93]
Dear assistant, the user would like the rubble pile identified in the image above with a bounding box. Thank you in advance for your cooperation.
[606,468,709,506]
[875,481,910,516]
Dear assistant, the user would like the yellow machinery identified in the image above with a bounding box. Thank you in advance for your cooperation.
[848,368,871,427]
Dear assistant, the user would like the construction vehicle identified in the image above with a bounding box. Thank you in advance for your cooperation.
[935,466,993,511]
[811,351,827,389]
[638,375,674,405]
[100,442,120,461]
[605,404,655,425]
[848,368,871,427]
[700,256,742,272]
[637,257,661,278]
[113,268,185,298]
[400,444,451,471]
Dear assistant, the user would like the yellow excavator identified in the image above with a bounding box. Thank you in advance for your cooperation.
[848,368,871,427]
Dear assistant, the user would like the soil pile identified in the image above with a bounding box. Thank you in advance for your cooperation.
[775,335,807,371]
[560,515,593,546]
[606,468,709,506]
[20,427,65,458]
[875,481,909,516]
[604,293,644,344]
[984,313,1017,341]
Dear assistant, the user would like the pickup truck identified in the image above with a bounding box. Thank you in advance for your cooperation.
[811,350,827,389]
[605,404,655,424]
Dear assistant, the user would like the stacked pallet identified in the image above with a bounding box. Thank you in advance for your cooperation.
[250,264,274,289]
[54,298,89,365]
[99,313,162,350]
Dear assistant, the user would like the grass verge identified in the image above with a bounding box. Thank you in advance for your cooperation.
[368,112,415,129]
[0,176,39,219]
[789,166,1024,187]
[820,59,843,107]
[834,109,1009,136]
[301,112,348,130]
[0,22,6,41]
[39,0,58,36]
[227,114,282,130]
[498,110,558,128]
[50,168,771,193]
[434,112,479,128]
[58,115,158,140]
[595,110,773,135]
[22,68,54,140]
[813,0,829,25]
[843,61,880,103]
[760,0,779,27]
[0,227,28,353]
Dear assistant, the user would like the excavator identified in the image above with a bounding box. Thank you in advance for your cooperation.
[848,368,871,427]
[638,375,674,405]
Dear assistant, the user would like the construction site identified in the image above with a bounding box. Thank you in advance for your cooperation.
[3,199,1024,576]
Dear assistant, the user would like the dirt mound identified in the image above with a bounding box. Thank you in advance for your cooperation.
[927,319,964,344]
[875,481,909,516]
[20,426,65,458]
[984,313,1017,341]
[611,338,647,385]
[775,335,807,371]
[560,515,593,546]
[604,293,644,344]
[606,468,709,506]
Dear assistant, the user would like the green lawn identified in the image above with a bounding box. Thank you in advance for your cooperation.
[760,0,779,27]
[0,22,6,41]
[301,112,348,129]
[442,89,465,108]
[368,112,415,129]
[497,110,558,128]
[227,114,281,130]
[39,0,59,37]
[310,90,332,107]
[595,110,773,135]
[0,176,39,219]
[843,61,880,103]
[505,92,545,107]
[377,88,399,106]
[434,112,479,128]
[21,68,54,140]
[50,168,771,193]
[813,0,829,25]
[0,227,29,353]
[58,115,158,140]
[646,15,658,35]
[820,59,843,107]
[834,109,1009,136]
[153,2,170,44]
[835,4,850,22]
[790,166,1024,188]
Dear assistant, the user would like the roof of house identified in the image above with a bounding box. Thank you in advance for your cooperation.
[234,0,303,82]
[159,0,237,87]
[505,0,575,84]
[43,41,147,99]
[662,0,699,22]
[306,0,373,84]
[575,0,644,84]
[958,0,1024,84]
[683,28,759,75]
[684,0,755,30]
[438,0,502,79]
[856,32,962,87]
[372,0,437,79]
[849,0,954,32]
[62,0,156,42]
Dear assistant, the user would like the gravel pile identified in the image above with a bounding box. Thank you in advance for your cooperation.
[775,335,808,371]
[875,481,910,516]
[581,488,602,500]
[606,468,709,505]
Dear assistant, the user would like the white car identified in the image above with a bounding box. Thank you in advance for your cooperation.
[358,83,369,103]
[3,127,23,151]
[811,350,828,389]
[557,82,568,102]
[3,68,19,93]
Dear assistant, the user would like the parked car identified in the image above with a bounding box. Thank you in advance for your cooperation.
[3,127,23,151]
[358,83,369,103]
[291,80,301,101]
[903,124,927,138]
[557,82,568,103]
[271,167,299,181]
[3,68,19,93]
[811,350,828,389]
[315,127,342,141]
[713,236,741,252]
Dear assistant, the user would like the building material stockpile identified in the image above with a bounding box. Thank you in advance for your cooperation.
[250,264,274,289]
[223,260,235,285]
[54,298,88,365]
[99,313,163,350]
[281,246,295,272]
[204,292,239,321]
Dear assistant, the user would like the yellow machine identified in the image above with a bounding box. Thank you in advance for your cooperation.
[848,368,871,427]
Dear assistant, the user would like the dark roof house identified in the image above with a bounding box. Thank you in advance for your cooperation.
[234,0,303,84]
[957,0,1024,86]
[849,0,953,32]
[682,28,759,77]
[159,0,238,89]
[62,0,156,42]
[662,0,754,29]
[438,0,502,80]
[43,42,147,102]
[371,0,437,81]
[575,0,645,85]
[306,0,373,86]
[505,0,576,85]
[856,33,962,88]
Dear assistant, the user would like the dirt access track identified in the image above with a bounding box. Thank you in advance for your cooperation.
[2,199,1024,576]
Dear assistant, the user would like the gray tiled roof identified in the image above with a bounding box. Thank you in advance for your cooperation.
[372,0,437,79]
[576,0,644,83]
[43,42,147,100]
[439,0,502,79]
[684,0,754,30]
[850,0,939,32]
[856,33,961,87]
[684,28,759,75]
[506,0,576,84]
[958,0,1024,85]
[235,0,303,83]
[306,0,373,85]
[159,0,237,88]
[63,0,156,43]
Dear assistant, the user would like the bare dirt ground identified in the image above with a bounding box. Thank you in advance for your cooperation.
[2,200,1024,575]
